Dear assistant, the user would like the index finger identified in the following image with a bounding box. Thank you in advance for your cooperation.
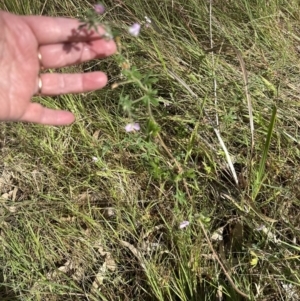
[22,15,107,45]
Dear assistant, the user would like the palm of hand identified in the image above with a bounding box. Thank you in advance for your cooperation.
[0,13,39,122]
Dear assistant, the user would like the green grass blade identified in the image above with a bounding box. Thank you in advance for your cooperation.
[253,106,277,199]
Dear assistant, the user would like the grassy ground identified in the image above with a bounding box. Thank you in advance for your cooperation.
[1,0,300,300]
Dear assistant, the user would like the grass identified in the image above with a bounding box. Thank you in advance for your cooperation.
[1,0,300,300]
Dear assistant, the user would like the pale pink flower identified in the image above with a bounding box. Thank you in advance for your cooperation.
[128,23,141,37]
[125,123,140,132]
[179,221,190,229]
[94,3,105,14]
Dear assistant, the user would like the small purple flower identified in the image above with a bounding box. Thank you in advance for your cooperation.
[128,23,141,37]
[125,123,140,132]
[94,3,105,14]
[179,221,190,229]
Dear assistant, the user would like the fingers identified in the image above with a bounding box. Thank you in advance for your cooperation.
[24,71,109,125]
[38,72,108,95]
[20,103,75,125]
[23,15,107,45]
[39,38,116,69]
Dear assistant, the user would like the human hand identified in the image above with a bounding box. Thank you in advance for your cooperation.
[0,11,116,125]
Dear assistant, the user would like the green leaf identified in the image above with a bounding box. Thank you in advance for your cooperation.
[252,105,277,199]
[146,119,160,137]
[119,95,131,112]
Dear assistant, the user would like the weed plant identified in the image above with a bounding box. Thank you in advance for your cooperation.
[1,0,300,300]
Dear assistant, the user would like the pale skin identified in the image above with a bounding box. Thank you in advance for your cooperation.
[0,11,117,125]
